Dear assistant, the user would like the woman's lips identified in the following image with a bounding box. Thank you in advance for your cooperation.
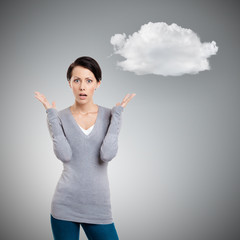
[79,94,87,100]
[79,95,87,100]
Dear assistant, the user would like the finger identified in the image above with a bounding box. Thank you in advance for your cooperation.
[129,93,136,100]
[126,93,136,101]
[35,91,43,98]
[127,93,136,102]
[34,92,48,105]
[122,93,136,107]
[34,92,42,100]
[122,93,131,102]
[35,91,44,97]
[34,92,40,98]
[121,94,131,106]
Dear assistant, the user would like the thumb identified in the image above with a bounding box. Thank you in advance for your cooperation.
[52,101,56,109]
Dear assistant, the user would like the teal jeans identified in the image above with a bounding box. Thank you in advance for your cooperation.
[50,214,119,240]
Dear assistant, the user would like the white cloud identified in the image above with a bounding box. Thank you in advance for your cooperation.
[110,22,218,76]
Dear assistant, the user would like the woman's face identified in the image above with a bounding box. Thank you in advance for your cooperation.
[69,66,101,104]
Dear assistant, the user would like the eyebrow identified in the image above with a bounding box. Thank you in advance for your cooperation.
[73,76,92,79]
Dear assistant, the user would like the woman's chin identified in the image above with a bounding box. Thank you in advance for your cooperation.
[75,98,90,104]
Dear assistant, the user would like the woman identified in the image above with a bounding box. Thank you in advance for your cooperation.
[34,56,136,240]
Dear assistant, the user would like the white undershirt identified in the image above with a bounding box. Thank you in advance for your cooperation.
[78,124,95,135]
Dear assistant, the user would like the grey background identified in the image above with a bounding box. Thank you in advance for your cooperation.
[0,0,239,239]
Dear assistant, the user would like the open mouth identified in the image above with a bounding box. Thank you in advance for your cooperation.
[79,93,87,96]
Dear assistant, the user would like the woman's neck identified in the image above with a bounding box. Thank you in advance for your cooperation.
[71,101,98,114]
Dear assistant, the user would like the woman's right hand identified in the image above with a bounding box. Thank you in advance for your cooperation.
[34,91,56,110]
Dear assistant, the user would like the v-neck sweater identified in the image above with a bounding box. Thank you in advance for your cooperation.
[46,104,124,224]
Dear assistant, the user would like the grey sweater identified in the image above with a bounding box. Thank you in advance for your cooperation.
[46,104,124,224]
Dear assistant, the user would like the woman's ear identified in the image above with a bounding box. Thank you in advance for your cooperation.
[96,80,101,89]
[68,80,72,88]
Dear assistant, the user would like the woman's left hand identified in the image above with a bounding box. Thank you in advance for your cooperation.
[116,93,136,108]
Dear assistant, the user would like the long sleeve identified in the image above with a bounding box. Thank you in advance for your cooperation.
[46,108,72,162]
[100,105,124,162]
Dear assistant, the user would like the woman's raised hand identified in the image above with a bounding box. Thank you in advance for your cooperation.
[116,93,136,108]
[34,91,56,110]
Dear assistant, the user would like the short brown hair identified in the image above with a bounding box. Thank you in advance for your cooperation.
[67,56,102,82]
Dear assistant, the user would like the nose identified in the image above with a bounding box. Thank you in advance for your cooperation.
[79,81,85,90]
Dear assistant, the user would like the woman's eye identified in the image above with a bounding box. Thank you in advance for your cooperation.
[87,80,92,83]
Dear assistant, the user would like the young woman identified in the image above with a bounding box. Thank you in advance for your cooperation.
[34,56,136,240]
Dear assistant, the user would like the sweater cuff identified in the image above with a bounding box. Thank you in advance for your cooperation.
[111,105,124,115]
[46,108,59,120]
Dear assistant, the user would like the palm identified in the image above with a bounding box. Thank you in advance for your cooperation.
[116,93,136,108]
[34,91,56,109]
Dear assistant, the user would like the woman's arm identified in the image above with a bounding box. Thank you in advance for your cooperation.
[46,108,72,162]
[100,105,124,162]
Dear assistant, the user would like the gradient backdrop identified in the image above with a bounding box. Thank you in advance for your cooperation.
[0,0,239,239]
